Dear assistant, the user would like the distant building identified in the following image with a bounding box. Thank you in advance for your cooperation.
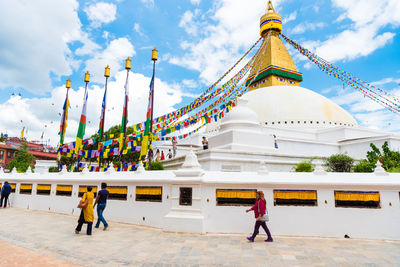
[0,137,57,168]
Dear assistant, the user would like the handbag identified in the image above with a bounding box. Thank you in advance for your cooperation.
[77,197,88,209]
[258,200,269,222]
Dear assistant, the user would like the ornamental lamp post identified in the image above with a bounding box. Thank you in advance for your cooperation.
[125,57,132,70]
[149,47,158,167]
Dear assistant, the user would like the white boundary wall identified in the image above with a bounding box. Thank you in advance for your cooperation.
[1,170,399,240]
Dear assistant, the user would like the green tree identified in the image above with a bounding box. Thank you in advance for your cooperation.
[148,161,164,171]
[8,142,35,173]
[60,155,76,167]
[366,142,400,171]
[0,133,4,142]
[353,159,375,173]
[293,159,314,172]
[48,166,60,173]
[325,154,354,172]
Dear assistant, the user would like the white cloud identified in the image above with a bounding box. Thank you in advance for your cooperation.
[170,0,282,84]
[0,0,97,94]
[329,77,400,131]
[300,0,400,62]
[182,79,198,89]
[190,0,201,5]
[133,23,145,37]
[85,38,135,83]
[0,70,190,146]
[283,11,297,24]
[140,0,154,7]
[289,22,325,35]
[179,10,201,35]
[84,2,117,28]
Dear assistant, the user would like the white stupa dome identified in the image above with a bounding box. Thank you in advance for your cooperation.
[241,85,357,128]
[220,98,260,131]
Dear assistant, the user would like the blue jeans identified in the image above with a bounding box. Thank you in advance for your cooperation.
[96,203,108,227]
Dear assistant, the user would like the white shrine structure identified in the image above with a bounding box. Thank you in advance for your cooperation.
[156,2,400,172]
[1,1,399,241]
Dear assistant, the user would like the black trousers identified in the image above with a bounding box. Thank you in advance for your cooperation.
[0,193,9,207]
[75,210,93,235]
[251,220,272,239]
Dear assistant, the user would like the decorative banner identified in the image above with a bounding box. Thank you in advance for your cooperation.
[59,35,271,161]
[59,87,70,146]
[280,34,400,114]
[75,80,89,154]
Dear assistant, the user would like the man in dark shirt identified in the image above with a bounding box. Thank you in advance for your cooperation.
[94,182,109,230]
[0,181,12,208]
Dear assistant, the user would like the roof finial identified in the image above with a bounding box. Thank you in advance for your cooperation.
[267,0,276,13]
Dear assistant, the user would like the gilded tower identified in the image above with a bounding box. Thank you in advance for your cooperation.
[246,0,302,90]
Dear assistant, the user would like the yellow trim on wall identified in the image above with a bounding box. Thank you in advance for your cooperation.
[335,191,379,202]
[274,190,317,200]
[216,190,257,199]
[37,184,51,191]
[20,184,32,190]
[10,183,16,189]
[108,187,127,195]
[136,187,162,195]
[56,185,72,192]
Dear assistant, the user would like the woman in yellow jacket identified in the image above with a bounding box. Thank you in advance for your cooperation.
[75,186,95,235]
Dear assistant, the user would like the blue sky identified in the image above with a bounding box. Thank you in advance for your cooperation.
[0,0,399,145]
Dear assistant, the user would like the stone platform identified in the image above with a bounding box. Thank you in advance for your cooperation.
[0,208,398,266]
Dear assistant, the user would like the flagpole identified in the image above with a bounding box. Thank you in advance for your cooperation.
[76,71,90,171]
[58,78,71,170]
[98,65,110,167]
[149,47,158,169]
[119,57,131,168]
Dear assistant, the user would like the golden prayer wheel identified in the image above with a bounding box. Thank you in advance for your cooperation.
[152,47,158,61]
[125,57,131,70]
[104,65,110,77]
[84,71,90,83]
[66,78,71,88]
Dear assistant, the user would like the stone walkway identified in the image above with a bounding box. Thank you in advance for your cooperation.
[0,208,399,266]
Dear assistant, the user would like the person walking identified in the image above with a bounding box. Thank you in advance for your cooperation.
[172,139,177,157]
[273,134,278,149]
[246,190,273,242]
[167,149,172,159]
[0,181,12,208]
[155,149,161,162]
[160,151,165,161]
[202,136,209,150]
[94,183,109,230]
[75,186,95,235]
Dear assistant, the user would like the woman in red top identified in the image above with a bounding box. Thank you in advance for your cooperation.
[246,191,273,242]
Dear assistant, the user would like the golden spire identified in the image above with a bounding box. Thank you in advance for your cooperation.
[266,0,275,13]
[246,0,302,90]
[260,0,282,36]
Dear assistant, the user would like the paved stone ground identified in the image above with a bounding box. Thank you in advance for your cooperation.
[0,208,399,266]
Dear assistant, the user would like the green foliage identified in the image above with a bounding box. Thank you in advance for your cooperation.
[353,159,375,173]
[325,154,354,172]
[366,142,400,171]
[48,166,60,173]
[60,155,76,166]
[0,133,4,142]
[294,160,314,172]
[7,142,35,173]
[387,167,400,173]
[148,161,164,171]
